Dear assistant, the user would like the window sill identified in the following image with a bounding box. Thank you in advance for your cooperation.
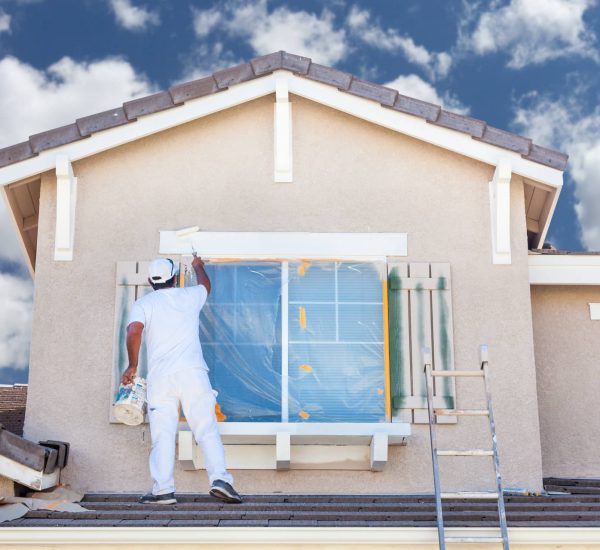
[178,422,410,471]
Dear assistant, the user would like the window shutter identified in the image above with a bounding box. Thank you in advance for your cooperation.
[388,262,456,424]
[110,261,151,423]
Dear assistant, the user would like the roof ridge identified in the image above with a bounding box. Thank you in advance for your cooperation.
[0,51,568,171]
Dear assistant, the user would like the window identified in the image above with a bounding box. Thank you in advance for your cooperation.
[191,261,386,423]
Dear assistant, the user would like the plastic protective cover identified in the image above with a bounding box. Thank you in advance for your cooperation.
[181,259,387,423]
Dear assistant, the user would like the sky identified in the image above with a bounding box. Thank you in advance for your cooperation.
[0,0,599,384]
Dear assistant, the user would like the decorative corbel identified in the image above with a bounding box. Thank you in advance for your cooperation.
[489,159,511,265]
[54,155,77,261]
[274,77,293,183]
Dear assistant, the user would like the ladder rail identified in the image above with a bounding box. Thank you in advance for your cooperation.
[423,345,510,549]
[481,353,510,550]
[424,352,446,550]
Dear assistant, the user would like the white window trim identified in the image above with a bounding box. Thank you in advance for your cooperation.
[159,230,408,259]
[177,422,410,471]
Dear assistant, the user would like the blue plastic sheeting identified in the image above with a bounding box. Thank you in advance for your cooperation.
[180,260,386,423]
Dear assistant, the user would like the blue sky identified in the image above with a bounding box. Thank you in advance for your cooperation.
[1,0,599,384]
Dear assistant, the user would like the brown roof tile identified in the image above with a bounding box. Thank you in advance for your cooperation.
[306,63,352,90]
[29,124,85,154]
[0,385,27,436]
[524,144,569,171]
[76,108,129,137]
[251,51,283,76]
[390,94,441,122]
[169,76,219,104]
[348,78,397,106]
[281,52,310,74]
[4,487,599,528]
[213,63,256,89]
[431,111,486,138]
[123,91,175,120]
[476,126,532,155]
[0,51,568,172]
[0,142,35,169]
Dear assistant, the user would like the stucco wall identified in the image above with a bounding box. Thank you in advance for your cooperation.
[24,94,543,494]
[531,285,600,478]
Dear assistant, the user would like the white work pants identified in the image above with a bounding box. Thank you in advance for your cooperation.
[147,367,233,495]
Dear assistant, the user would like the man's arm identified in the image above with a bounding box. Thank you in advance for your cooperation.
[192,255,211,295]
[121,322,144,385]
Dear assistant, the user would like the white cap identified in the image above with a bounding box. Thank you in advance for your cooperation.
[148,258,177,284]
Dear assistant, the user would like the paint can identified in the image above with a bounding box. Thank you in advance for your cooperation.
[113,377,147,426]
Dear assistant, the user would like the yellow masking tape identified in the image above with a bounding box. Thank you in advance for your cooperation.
[297,260,311,277]
[299,410,310,419]
[299,364,313,373]
[299,306,307,330]
[215,402,227,422]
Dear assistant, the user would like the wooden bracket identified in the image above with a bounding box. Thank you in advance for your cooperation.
[274,77,293,183]
[276,432,291,470]
[54,155,77,261]
[370,433,388,471]
[489,159,511,265]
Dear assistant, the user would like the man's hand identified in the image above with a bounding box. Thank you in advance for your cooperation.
[192,254,204,269]
[121,366,137,386]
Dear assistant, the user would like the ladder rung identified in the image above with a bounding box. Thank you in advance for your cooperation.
[434,409,489,416]
[441,491,500,499]
[437,450,494,456]
[445,537,504,543]
[431,370,484,377]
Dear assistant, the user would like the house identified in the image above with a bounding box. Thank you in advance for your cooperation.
[0,51,598,543]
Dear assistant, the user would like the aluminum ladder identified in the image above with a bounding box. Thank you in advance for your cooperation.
[424,345,509,549]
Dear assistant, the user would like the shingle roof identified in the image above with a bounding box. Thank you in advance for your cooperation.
[0,51,568,172]
[2,486,600,527]
[0,384,27,436]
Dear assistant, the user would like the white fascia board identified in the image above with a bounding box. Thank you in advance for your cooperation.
[0,70,562,191]
[534,185,561,249]
[160,231,408,259]
[285,73,564,188]
[0,74,278,188]
[1,527,600,545]
[529,254,600,285]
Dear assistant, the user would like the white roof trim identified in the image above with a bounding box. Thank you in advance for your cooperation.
[529,254,600,285]
[0,526,598,545]
[0,70,563,190]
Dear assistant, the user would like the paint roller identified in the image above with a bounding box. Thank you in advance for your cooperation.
[176,226,200,256]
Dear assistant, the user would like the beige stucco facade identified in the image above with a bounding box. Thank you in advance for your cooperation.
[23,94,544,494]
[531,285,600,478]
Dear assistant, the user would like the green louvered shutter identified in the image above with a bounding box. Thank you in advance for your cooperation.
[388,262,456,424]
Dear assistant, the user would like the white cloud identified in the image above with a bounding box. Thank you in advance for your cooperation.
[0,55,155,147]
[513,93,600,249]
[192,7,222,38]
[347,6,452,80]
[0,9,11,33]
[462,0,598,68]
[193,0,348,66]
[385,74,469,114]
[0,273,32,370]
[0,54,155,376]
[109,0,160,31]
